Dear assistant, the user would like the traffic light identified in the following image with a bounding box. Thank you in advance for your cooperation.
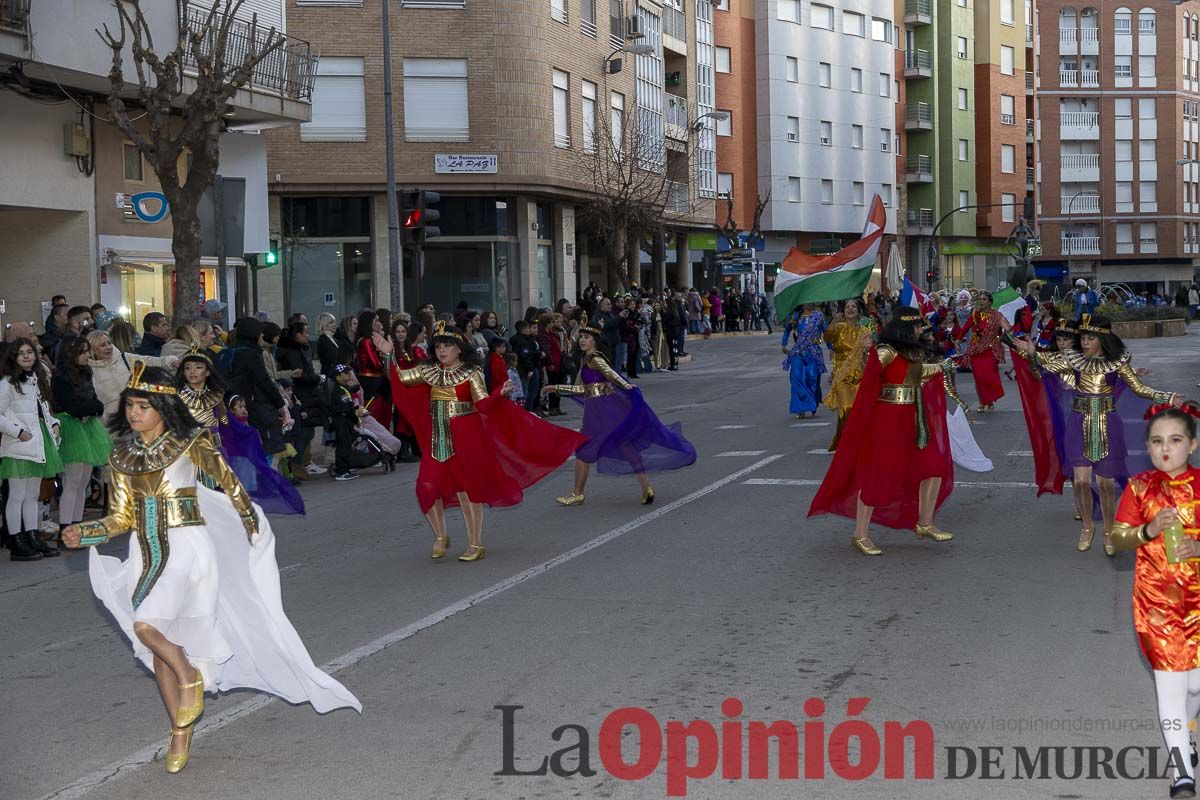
[401,190,442,245]
[926,269,935,288]
[265,249,278,266]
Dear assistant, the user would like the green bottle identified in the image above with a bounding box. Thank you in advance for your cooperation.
[1163,516,1188,564]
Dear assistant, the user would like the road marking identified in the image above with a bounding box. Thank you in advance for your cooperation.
[40,454,785,800]
[716,424,753,429]
[716,450,768,457]
[1007,450,1033,456]
[743,478,1038,489]
[791,421,831,428]
[806,449,833,455]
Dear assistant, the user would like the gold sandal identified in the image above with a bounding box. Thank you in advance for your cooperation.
[852,537,882,556]
[1077,526,1095,552]
[432,535,450,559]
[914,523,954,542]
[458,545,486,562]
[165,726,193,774]
[174,671,204,729]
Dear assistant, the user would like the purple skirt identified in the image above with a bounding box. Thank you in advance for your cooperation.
[572,387,697,475]
[218,419,305,516]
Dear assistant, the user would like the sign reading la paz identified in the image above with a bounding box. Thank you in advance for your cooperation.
[435,154,498,174]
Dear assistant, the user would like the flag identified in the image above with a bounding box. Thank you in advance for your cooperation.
[899,276,936,319]
[774,196,886,319]
[993,285,1025,324]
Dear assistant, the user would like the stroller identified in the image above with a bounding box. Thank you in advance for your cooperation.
[348,426,398,473]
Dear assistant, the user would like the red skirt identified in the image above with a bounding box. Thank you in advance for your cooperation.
[968,349,1004,406]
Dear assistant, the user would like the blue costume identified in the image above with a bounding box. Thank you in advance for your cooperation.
[782,309,827,416]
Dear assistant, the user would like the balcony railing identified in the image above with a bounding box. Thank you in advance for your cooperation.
[1063,194,1100,213]
[906,208,935,231]
[666,180,690,213]
[1026,24,1034,44]
[665,94,688,131]
[905,102,933,128]
[1061,153,1100,170]
[663,3,686,41]
[904,154,933,181]
[1062,235,1100,254]
[1026,118,1035,138]
[1080,27,1099,44]
[1060,69,1078,86]
[1025,72,1035,92]
[1060,111,1100,128]
[0,0,30,30]
[181,7,316,101]
[904,49,932,76]
[1026,167,1036,185]
[1080,69,1099,87]
[1060,29,1077,45]
[904,0,932,24]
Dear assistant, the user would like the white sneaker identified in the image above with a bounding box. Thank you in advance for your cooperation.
[39,503,58,534]
[305,463,328,475]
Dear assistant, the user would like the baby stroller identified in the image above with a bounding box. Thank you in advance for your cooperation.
[348,427,398,473]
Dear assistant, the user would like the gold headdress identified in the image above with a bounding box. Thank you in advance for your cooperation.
[1076,313,1111,335]
[126,359,178,395]
[898,312,922,323]
[431,320,465,342]
[181,342,212,365]
[579,323,605,339]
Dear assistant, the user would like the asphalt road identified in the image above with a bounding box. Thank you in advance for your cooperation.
[3,326,1199,800]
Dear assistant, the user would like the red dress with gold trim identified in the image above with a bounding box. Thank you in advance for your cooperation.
[355,337,392,430]
[958,309,1006,406]
[1115,467,1200,671]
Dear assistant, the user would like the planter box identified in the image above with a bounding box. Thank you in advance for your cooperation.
[1111,319,1187,339]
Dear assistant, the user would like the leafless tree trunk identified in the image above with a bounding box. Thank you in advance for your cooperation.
[98,0,286,324]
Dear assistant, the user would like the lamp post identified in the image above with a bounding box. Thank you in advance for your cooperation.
[1065,189,1099,282]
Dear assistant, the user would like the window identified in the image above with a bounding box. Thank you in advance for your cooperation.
[1139,56,1156,83]
[552,70,570,148]
[1116,223,1134,250]
[1115,57,1132,79]
[879,73,891,97]
[821,179,834,204]
[880,128,891,152]
[610,91,625,156]
[403,58,468,141]
[786,57,799,83]
[1139,98,1157,119]
[715,46,731,73]
[819,62,831,87]
[1140,181,1158,209]
[850,68,862,93]
[853,182,865,205]
[1001,193,1016,222]
[1116,141,1133,161]
[786,116,800,142]
[851,124,863,149]
[123,142,143,181]
[1140,222,1158,247]
[1001,0,1014,24]
[717,172,733,198]
[787,177,802,202]
[779,0,799,23]
[844,11,865,37]
[716,110,732,137]
[882,184,893,207]
[957,37,968,59]
[820,120,832,145]
[582,80,597,153]
[581,0,596,34]
[958,139,969,161]
[1000,94,1015,124]
[304,57,367,142]
[1001,45,1015,75]
[871,17,892,42]
[959,190,969,208]
[551,0,567,24]
[1001,144,1016,173]
[715,0,728,8]
[1116,181,1133,209]
[958,88,968,110]
[1139,140,1156,161]
[811,3,833,30]
[1139,9,1156,34]
[1115,9,1131,34]
[1115,98,1132,118]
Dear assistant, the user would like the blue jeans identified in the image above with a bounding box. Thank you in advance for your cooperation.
[688,319,700,335]
[675,329,687,356]
[524,370,542,411]
[639,350,654,373]
[615,343,628,375]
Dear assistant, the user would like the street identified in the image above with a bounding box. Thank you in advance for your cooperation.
[3,329,1197,800]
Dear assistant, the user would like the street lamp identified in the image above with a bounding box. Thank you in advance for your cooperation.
[1065,189,1100,281]
[691,110,730,133]
[605,43,655,74]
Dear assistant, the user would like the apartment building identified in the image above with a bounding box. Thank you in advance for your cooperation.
[0,0,309,324]
[264,0,716,324]
[1035,0,1200,293]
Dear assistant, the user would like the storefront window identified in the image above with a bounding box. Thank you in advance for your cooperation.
[117,263,216,320]
[285,242,373,324]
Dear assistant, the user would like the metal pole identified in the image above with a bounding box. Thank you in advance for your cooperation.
[215,176,228,314]
[1064,190,1098,283]
[382,0,403,312]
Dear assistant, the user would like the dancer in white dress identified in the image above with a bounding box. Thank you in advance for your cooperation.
[63,363,360,774]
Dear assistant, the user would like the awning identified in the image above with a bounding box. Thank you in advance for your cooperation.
[104,248,237,268]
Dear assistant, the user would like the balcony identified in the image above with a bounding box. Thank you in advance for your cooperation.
[904,154,933,182]
[904,49,932,78]
[666,180,690,213]
[1026,167,1036,189]
[1080,26,1099,54]
[1060,68,1078,87]
[0,0,29,32]
[1026,118,1035,141]
[1061,235,1100,255]
[665,94,688,141]
[1025,71,1035,93]
[904,0,931,26]
[1059,28,1076,54]
[1080,69,1099,87]
[905,102,933,131]
[1060,111,1100,140]
[906,208,935,235]
[1063,194,1100,214]
[1026,24,1034,45]
[663,3,686,52]
[1061,152,1100,181]
[181,7,316,103]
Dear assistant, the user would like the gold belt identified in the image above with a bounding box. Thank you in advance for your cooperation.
[430,400,476,418]
[1072,395,1114,414]
[134,491,205,531]
[879,384,917,404]
[583,382,615,398]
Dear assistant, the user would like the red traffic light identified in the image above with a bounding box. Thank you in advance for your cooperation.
[403,209,422,228]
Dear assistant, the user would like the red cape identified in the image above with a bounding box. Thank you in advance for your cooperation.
[1009,350,1065,496]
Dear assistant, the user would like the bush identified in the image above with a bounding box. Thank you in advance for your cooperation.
[1100,304,1188,322]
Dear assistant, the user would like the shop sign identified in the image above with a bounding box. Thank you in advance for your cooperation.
[435,154,498,174]
[115,192,170,223]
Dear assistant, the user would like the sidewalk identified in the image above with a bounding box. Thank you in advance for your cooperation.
[685,329,773,341]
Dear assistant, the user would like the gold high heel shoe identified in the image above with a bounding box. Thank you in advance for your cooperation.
[1103,530,1116,557]
[1077,526,1095,552]
[458,545,486,562]
[641,486,655,505]
[852,537,882,556]
[431,535,450,559]
[165,726,193,774]
[556,492,585,506]
[174,671,204,729]
[914,523,954,542]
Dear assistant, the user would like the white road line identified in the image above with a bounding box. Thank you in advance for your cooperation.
[715,424,753,429]
[716,450,768,457]
[1006,450,1033,457]
[806,449,833,455]
[40,454,785,800]
[791,421,831,428]
[743,478,1038,489]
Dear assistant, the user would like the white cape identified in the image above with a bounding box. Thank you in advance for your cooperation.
[89,484,361,714]
[946,406,993,473]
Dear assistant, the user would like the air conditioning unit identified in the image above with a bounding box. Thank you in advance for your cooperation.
[626,15,643,39]
[787,133,798,142]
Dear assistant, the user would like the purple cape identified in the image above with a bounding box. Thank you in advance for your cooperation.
[218,418,305,515]
[572,385,697,475]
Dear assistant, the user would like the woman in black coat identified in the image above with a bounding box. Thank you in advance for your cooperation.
[276,322,325,475]
[316,313,354,379]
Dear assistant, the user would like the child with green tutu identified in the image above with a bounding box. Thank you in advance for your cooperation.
[0,338,63,561]
[51,336,112,529]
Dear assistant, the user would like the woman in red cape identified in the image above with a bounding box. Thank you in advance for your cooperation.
[808,308,956,556]
[377,323,586,561]
[956,292,1009,412]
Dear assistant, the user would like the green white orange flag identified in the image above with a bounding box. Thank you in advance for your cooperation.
[773,195,886,320]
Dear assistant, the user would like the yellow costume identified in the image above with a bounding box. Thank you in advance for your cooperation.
[822,319,874,449]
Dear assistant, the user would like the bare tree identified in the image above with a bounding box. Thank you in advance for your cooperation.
[573,105,711,292]
[98,0,288,324]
